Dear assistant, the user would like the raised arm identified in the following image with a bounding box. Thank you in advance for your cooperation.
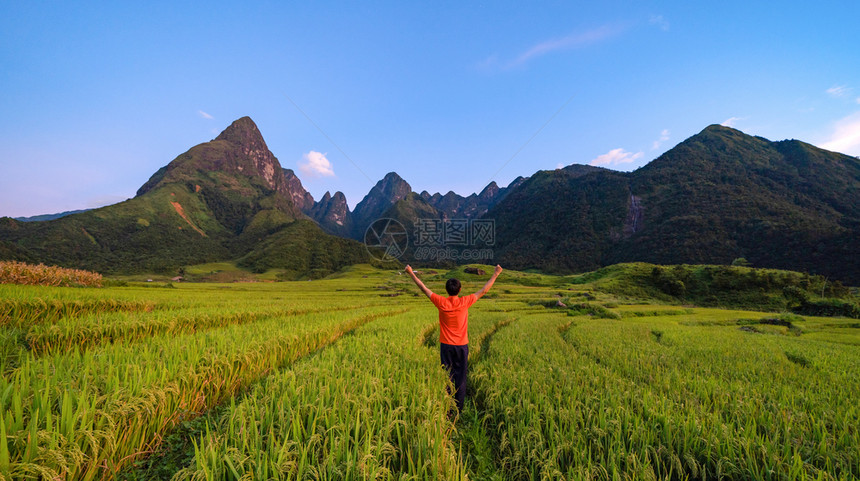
[474,265,503,299]
[405,265,434,298]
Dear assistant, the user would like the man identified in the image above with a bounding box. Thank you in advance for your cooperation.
[405,264,503,414]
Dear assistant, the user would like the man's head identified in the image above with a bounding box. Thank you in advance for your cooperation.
[445,278,461,296]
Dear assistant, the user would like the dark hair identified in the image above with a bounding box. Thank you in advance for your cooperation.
[445,278,461,296]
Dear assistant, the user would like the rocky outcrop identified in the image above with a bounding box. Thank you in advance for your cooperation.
[282,168,316,213]
[351,172,413,238]
[420,176,529,220]
[310,191,352,237]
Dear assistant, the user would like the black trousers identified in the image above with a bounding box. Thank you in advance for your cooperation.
[440,343,469,412]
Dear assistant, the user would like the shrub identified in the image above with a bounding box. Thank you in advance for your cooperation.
[776,312,805,323]
[732,257,751,267]
[794,298,860,319]
[566,302,621,319]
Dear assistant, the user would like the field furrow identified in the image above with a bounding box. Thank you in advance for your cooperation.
[1,302,409,479]
[455,309,518,481]
[22,302,391,357]
[173,307,465,480]
[560,313,859,478]
[0,297,158,328]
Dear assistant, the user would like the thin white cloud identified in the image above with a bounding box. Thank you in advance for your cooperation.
[589,148,643,167]
[298,151,335,177]
[476,54,499,71]
[506,24,627,68]
[649,14,669,31]
[818,112,860,156]
[556,163,564,169]
[651,129,670,150]
[856,97,860,104]
[826,85,852,98]
[198,110,214,119]
[721,117,744,128]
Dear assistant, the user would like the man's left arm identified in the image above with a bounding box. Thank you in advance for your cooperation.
[473,265,503,300]
[405,265,434,298]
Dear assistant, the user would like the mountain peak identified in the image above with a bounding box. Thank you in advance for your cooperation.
[373,172,411,196]
[695,124,756,144]
[350,172,412,238]
[703,123,737,133]
[479,181,499,197]
[309,190,351,236]
[561,164,605,178]
[135,116,301,219]
[380,171,409,188]
[215,116,263,146]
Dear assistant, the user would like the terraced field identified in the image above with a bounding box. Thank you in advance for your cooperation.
[0,265,857,480]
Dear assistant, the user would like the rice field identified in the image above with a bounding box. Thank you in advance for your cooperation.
[0,265,857,480]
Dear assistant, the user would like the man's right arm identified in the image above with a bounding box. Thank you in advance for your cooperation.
[406,265,434,298]
[474,265,503,299]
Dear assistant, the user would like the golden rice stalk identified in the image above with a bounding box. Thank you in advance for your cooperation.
[0,261,103,287]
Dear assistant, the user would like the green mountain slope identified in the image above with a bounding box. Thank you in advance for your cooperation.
[237,219,371,279]
[488,165,629,272]
[0,117,372,275]
[0,184,231,272]
[380,192,441,262]
[488,125,860,283]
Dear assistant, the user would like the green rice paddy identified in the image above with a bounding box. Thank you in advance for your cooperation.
[0,264,857,480]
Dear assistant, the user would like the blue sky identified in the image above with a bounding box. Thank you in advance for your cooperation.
[2,1,859,217]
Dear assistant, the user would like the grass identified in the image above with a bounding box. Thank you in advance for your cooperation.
[0,263,857,480]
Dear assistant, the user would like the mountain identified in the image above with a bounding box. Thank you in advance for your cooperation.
[280,168,521,242]
[0,117,372,276]
[236,218,369,277]
[138,116,302,230]
[419,176,528,220]
[14,209,93,222]
[486,125,860,283]
[348,172,524,239]
[350,172,413,238]
[4,120,856,282]
[281,169,352,237]
[308,191,352,238]
[378,192,442,262]
[485,166,628,273]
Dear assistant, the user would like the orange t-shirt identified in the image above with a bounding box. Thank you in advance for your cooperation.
[430,293,477,346]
